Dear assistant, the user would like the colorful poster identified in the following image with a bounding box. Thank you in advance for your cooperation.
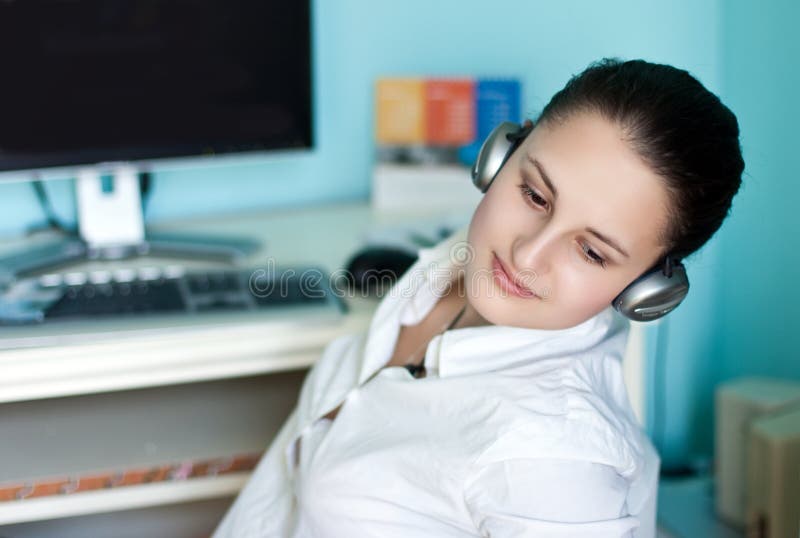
[424,79,475,146]
[375,78,426,145]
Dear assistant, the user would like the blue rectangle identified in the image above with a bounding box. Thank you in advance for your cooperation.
[476,78,522,139]
[458,78,522,166]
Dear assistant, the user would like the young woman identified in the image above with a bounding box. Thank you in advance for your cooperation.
[213,58,744,537]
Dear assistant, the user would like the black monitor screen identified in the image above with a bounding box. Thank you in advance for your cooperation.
[0,1,312,172]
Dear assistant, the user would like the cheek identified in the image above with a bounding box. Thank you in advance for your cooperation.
[567,278,614,311]
[467,192,493,241]
[466,179,526,249]
[557,272,627,322]
[465,195,495,273]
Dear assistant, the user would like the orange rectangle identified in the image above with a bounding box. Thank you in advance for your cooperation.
[424,79,475,145]
[375,78,426,145]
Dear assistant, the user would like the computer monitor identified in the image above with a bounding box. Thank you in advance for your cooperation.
[0,1,312,278]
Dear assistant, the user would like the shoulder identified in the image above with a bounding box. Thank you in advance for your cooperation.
[462,455,640,536]
[483,353,645,477]
[460,399,657,537]
[475,380,643,478]
[461,363,654,535]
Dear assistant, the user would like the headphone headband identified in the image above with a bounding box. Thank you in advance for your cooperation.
[505,121,534,143]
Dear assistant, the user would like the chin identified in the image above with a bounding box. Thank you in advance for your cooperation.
[471,294,606,331]
[467,292,541,329]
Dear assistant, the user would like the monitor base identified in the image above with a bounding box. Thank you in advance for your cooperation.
[0,232,260,287]
[1,166,260,286]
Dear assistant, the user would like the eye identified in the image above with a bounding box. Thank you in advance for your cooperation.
[579,242,607,268]
[517,183,607,268]
[518,184,549,210]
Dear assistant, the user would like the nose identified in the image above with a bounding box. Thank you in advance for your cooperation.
[511,227,559,283]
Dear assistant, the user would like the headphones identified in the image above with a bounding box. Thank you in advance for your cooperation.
[471,121,689,322]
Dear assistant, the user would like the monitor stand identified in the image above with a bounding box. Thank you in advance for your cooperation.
[0,164,260,286]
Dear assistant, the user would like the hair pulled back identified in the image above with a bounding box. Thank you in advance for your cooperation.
[536,58,744,261]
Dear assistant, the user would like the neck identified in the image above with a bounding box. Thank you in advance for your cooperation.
[453,300,491,329]
[448,273,491,330]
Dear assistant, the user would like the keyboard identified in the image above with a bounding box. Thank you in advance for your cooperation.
[0,265,346,325]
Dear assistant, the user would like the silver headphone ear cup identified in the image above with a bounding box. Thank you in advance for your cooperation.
[613,262,689,322]
[471,121,522,192]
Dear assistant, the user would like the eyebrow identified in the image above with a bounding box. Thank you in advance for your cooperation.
[527,155,558,200]
[587,228,630,259]
[526,154,631,259]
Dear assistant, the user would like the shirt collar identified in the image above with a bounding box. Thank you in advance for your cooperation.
[358,226,630,384]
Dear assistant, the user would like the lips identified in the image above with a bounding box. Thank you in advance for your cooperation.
[492,253,539,299]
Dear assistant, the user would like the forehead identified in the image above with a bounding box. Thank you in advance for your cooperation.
[521,112,670,260]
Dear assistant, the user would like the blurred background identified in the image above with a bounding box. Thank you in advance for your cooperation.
[0,1,797,536]
[3,0,792,471]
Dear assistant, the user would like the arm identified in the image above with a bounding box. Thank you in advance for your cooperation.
[464,458,640,538]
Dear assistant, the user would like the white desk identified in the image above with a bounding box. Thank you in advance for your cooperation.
[0,201,470,533]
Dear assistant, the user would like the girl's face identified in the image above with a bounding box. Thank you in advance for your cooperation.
[464,111,671,330]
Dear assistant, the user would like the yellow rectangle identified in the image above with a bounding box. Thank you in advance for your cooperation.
[375,78,425,144]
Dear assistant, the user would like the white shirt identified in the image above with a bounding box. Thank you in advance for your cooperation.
[213,226,660,538]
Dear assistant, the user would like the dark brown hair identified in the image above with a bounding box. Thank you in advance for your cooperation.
[535,58,745,261]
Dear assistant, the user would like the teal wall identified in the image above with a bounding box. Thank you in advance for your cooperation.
[6,0,788,470]
[647,0,800,472]
[713,0,800,432]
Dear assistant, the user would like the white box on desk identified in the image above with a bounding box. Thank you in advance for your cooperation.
[371,163,482,213]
